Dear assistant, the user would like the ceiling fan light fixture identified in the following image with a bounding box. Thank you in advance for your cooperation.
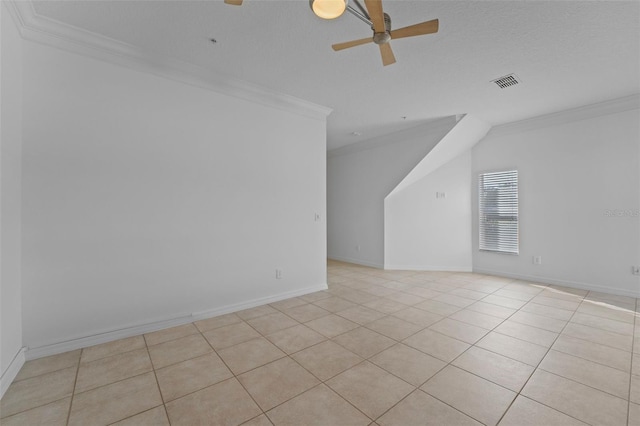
[310,0,348,20]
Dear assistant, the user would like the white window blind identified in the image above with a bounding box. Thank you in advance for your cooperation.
[479,170,519,254]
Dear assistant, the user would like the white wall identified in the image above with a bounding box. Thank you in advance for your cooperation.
[327,119,456,268]
[472,106,640,296]
[385,151,472,271]
[21,41,328,351]
[1,1,25,394]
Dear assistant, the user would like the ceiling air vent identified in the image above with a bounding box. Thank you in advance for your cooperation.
[492,74,520,89]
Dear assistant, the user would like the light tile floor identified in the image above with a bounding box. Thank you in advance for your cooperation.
[2,260,639,425]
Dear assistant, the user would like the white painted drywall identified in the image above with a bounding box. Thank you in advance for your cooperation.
[1,1,25,394]
[327,119,456,267]
[21,41,328,350]
[388,115,490,196]
[472,107,640,296]
[385,151,472,271]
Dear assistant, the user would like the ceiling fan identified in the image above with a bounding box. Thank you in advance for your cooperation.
[330,0,439,66]
[224,0,439,66]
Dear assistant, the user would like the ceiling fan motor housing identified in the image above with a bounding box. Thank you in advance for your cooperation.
[372,13,392,44]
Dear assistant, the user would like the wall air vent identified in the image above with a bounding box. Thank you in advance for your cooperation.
[492,74,520,89]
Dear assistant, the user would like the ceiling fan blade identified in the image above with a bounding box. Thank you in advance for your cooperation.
[224,0,243,5]
[364,0,386,33]
[379,43,396,66]
[390,19,439,40]
[332,37,373,51]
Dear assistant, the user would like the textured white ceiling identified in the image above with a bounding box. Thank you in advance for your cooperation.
[31,0,640,150]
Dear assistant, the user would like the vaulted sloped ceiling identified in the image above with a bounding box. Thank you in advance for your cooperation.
[29,0,640,150]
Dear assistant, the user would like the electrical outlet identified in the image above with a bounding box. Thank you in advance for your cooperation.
[632,266,640,276]
[533,256,542,265]
[276,269,282,279]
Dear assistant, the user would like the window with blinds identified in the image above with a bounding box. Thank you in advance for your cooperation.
[478,170,519,254]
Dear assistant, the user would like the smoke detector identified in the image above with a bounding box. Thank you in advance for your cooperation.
[492,74,521,89]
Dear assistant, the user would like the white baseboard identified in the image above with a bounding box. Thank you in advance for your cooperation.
[384,264,473,272]
[1,347,26,398]
[25,313,195,361]
[190,283,328,320]
[473,268,640,298]
[25,283,328,361]
[328,255,384,269]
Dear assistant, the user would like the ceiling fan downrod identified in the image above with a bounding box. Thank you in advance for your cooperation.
[345,0,373,26]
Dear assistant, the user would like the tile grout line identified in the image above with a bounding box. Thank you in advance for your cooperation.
[90,335,172,425]
[201,319,275,424]
[241,280,455,423]
[407,292,524,425]
[542,327,632,353]
[328,274,519,425]
[374,387,478,425]
[566,314,635,338]
[231,335,374,423]
[382,277,594,426]
[529,318,636,400]
[240,308,377,423]
[548,343,633,375]
[493,293,600,426]
[494,327,574,424]
[480,293,638,362]
[64,348,83,426]
[105,406,167,426]
[143,320,278,424]
[221,308,373,424]
[6,265,634,425]
[370,276,522,424]
[534,367,631,401]
[142,333,172,426]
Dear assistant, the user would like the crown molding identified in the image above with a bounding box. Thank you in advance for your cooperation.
[489,94,640,137]
[328,116,457,158]
[6,1,332,121]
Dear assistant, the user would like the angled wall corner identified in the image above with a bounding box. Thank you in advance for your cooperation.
[327,118,458,268]
[386,114,491,198]
[384,114,491,271]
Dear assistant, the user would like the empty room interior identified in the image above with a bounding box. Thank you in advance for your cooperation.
[1,0,640,425]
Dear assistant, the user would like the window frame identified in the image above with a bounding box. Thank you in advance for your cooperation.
[478,169,519,255]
